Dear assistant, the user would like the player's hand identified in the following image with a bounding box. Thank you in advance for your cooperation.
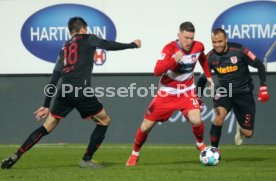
[174,50,183,63]
[133,39,141,48]
[258,85,270,103]
[34,107,49,121]
[206,77,215,90]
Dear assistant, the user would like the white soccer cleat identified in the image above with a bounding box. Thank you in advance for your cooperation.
[234,122,244,145]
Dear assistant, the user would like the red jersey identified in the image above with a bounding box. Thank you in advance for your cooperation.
[154,40,211,95]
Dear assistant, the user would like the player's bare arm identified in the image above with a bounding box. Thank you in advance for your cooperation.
[206,77,215,89]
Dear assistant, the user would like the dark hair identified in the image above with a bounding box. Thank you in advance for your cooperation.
[68,17,88,33]
[179,22,195,33]
[212,28,227,38]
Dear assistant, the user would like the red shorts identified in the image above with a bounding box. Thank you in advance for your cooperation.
[144,90,200,122]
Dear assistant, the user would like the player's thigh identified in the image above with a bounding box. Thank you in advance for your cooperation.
[186,109,201,125]
[212,94,232,125]
[233,93,255,130]
[211,106,228,126]
[140,118,157,133]
[180,94,200,123]
[213,93,232,112]
[93,108,111,126]
[144,95,175,122]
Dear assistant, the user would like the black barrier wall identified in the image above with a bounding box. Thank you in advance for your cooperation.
[0,74,275,144]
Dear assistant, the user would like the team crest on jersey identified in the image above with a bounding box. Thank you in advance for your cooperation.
[230,56,238,64]
[94,49,106,65]
[180,53,199,64]
[191,54,197,62]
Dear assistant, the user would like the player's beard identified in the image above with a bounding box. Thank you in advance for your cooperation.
[215,44,227,54]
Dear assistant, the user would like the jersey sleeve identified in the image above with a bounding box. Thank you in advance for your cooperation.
[53,50,64,72]
[206,52,214,71]
[198,52,211,78]
[153,44,178,76]
[242,47,260,65]
[42,70,61,108]
[242,47,266,85]
[196,73,207,97]
[43,51,63,108]
[88,34,137,50]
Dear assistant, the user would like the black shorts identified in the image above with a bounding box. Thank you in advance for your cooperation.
[213,92,255,130]
[50,88,103,119]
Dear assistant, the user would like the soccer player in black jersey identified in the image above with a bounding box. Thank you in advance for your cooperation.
[197,28,269,149]
[1,17,141,169]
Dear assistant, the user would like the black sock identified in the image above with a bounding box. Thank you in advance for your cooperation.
[210,124,222,148]
[82,124,108,161]
[16,126,49,158]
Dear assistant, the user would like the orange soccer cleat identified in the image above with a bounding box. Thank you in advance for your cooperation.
[196,143,207,152]
[126,154,139,166]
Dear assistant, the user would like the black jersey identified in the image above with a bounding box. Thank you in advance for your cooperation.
[207,43,264,92]
[54,34,137,86]
[43,34,137,107]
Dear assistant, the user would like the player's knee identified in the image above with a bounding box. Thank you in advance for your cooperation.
[140,120,155,133]
[190,118,202,126]
[43,117,60,132]
[140,125,151,133]
[97,116,111,126]
[104,116,111,125]
[213,116,224,126]
[195,120,203,126]
[242,130,253,138]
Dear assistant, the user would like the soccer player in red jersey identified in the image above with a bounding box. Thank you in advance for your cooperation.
[126,22,214,166]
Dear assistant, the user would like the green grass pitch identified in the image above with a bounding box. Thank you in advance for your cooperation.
[1,144,276,181]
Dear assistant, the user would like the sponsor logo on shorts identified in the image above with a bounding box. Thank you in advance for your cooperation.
[21,4,116,65]
[244,114,252,126]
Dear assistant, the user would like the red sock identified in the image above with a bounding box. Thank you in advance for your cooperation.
[192,122,204,143]
[133,128,148,152]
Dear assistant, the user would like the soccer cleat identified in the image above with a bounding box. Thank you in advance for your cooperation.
[1,154,19,169]
[196,143,207,152]
[126,155,139,166]
[79,160,104,169]
[235,122,244,145]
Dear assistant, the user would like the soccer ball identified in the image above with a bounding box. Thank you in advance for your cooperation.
[199,146,220,166]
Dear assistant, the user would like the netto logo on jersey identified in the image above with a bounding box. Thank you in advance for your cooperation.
[216,65,238,74]
[212,1,276,63]
[21,4,116,65]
